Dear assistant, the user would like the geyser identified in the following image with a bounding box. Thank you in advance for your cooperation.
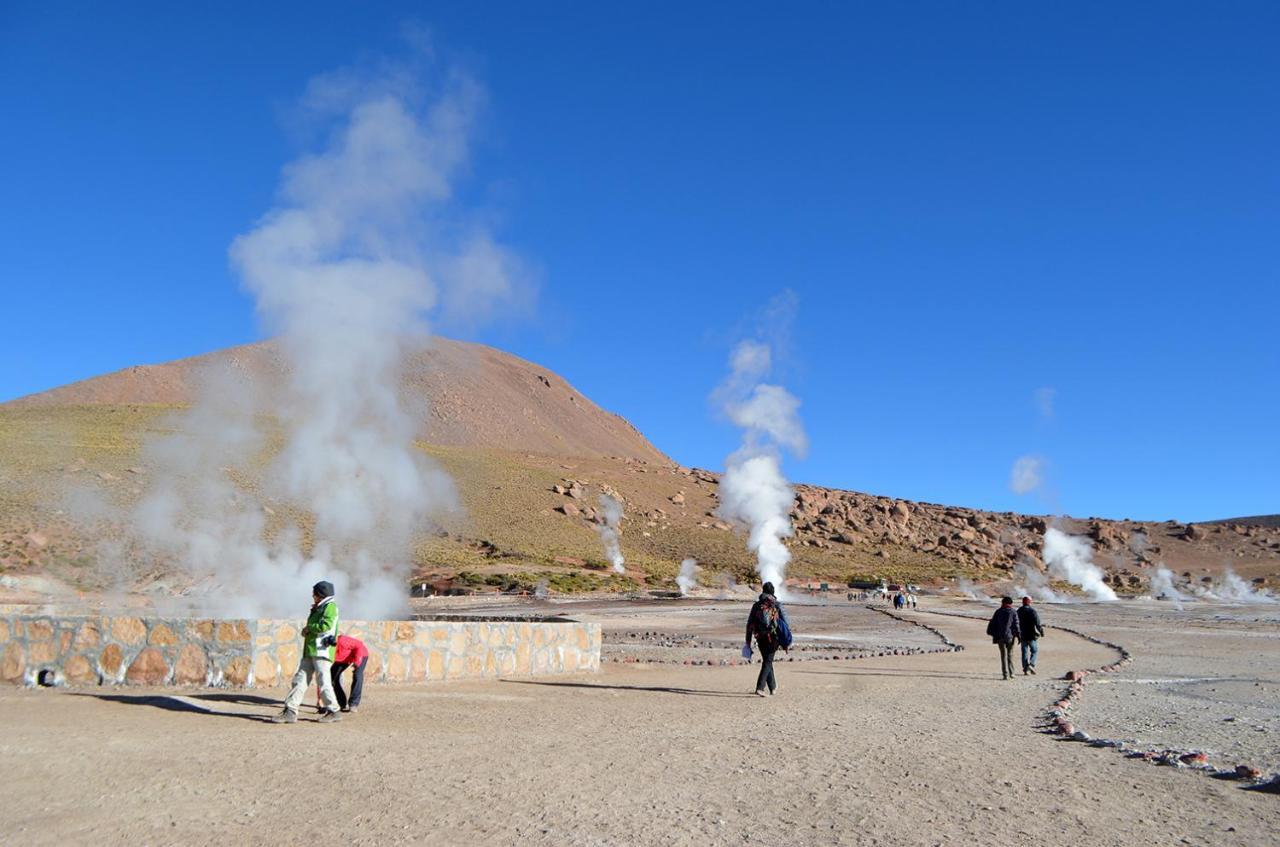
[713,333,806,596]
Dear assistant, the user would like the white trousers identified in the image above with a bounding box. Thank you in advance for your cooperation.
[284,655,339,713]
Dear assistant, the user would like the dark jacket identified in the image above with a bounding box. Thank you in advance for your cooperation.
[746,593,790,651]
[1016,605,1045,641]
[986,606,1020,644]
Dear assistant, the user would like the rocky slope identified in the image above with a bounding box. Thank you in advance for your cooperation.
[1,339,1276,597]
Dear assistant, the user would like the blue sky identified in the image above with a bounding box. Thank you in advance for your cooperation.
[2,3,1276,522]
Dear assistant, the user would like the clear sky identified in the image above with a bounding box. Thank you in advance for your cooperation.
[2,3,1276,523]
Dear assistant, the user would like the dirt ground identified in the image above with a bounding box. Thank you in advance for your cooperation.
[3,607,1277,847]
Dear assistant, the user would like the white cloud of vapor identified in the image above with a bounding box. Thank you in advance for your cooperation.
[125,55,526,619]
[714,303,807,597]
[1009,455,1045,495]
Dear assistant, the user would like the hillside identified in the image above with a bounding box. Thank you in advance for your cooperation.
[0,340,1277,599]
[1199,515,1280,529]
[6,338,667,464]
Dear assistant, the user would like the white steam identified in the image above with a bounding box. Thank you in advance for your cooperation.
[1147,566,1273,606]
[1013,560,1065,603]
[1193,568,1275,605]
[1042,527,1117,602]
[953,577,986,601]
[676,558,698,596]
[596,494,625,573]
[1147,566,1189,605]
[124,61,522,619]
[714,334,807,597]
[1008,455,1045,495]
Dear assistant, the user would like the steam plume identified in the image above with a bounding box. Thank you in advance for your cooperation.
[714,331,807,596]
[1148,566,1188,605]
[1193,568,1275,604]
[676,558,698,596]
[1042,527,1117,602]
[1008,456,1045,495]
[125,59,522,619]
[596,494,625,573]
[954,577,995,603]
[1013,560,1065,603]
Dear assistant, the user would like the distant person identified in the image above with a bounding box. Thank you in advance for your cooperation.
[1016,596,1045,675]
[986,596,1021,680]
[893,592,905,610]
[908,593,918,609]
[331,634,370,713]
[744,582,791,697]
[272,581,342,724]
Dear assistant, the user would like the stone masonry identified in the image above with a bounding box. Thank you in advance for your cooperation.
[0,609,601,688]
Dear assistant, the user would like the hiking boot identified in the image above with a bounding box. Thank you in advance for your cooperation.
[1029,666,1037,675]
[318,710,343,723]
[755,689,767,697]
[270,709,297,724]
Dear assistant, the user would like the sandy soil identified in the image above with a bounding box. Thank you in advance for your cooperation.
[1000,599,1280,772]
[2,604,1277,847]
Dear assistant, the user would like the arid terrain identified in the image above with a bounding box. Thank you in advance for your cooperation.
[1,338,1277,602]
[2,597,1277,847]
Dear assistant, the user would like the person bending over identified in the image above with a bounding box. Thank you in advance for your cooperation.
[331,634,369,713]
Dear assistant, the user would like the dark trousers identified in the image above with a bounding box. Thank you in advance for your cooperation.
[331,655,368,709]
[997,640,1016,679]
[756,647,777,693]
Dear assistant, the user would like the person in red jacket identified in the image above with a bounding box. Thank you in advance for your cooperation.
[330,634,369,713]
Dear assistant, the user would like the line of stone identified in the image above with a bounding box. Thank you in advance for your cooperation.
[601,608,962,667]
[913,608,1278,791]
[864,605,966,652]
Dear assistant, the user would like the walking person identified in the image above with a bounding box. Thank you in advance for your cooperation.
[1016,596,1045,675]
[271,581,343,724]
[986,596,1021,680]
[331,634,369,713]
[744,581,791,697]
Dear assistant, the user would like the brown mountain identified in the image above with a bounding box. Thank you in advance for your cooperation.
[6,338,667,464]
[1,340,1276,599]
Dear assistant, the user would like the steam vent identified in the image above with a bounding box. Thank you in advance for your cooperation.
[0,607,601,688]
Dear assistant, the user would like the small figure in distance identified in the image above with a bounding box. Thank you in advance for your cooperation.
[744,581,792,697]
[986,596,1022,680]
[331,634,370,713]
[271,581,343,724]
[1016,596,1045,675]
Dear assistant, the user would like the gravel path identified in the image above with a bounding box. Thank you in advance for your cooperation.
[1,612,1276,846]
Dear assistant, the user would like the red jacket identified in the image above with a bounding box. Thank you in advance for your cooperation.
[333,635,368,665]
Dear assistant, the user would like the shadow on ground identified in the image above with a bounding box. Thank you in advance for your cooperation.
[502,679,756,698]
[70,692,277,722]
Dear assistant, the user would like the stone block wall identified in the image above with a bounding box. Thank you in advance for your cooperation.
[0,611,600,688]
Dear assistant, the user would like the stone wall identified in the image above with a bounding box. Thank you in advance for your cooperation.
[0,611,600,688]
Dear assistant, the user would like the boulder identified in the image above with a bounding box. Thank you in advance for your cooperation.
[125,648,170,685]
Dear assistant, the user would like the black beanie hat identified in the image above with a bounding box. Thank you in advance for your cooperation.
[313,581,335,598]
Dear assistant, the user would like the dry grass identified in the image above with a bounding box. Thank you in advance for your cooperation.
[0,405,1035,593]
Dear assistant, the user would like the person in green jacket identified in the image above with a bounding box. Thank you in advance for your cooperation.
[271,580,342,724]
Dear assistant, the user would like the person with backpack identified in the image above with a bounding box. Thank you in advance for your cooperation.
[986,596,1022,680]
[1016,596,1045,675]
[744,581,792,697]
[271,580,343,724]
